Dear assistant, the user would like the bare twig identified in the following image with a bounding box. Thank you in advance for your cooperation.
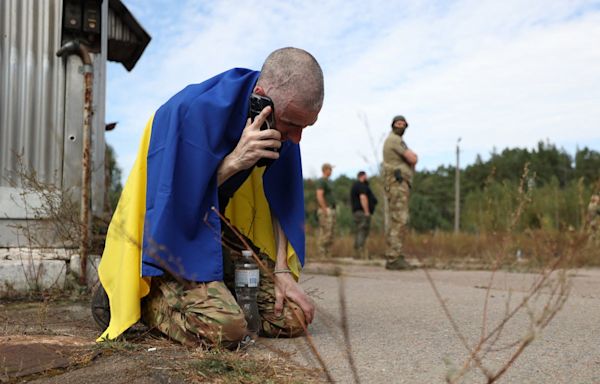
[418,264,493,380]
[337,271,361,384]
[418,163,572,384]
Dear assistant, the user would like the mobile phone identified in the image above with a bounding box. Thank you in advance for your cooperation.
[248,93,278,167]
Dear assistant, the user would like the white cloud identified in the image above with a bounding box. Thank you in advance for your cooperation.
[106,0,600,182]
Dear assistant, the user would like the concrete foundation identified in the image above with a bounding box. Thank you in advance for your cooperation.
[69,254,101,287]
[0,248,101,295]
[0,260,67,292]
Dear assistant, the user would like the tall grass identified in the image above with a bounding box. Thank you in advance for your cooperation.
[307,230,598,269]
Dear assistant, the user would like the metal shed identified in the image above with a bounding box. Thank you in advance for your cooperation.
[0,0,150,247]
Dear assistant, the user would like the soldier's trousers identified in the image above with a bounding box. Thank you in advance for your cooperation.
[141,256,306,348]
[353,211,371,258]
[384,181,410,259]
[317,207,336,257]
[588,223,599,247]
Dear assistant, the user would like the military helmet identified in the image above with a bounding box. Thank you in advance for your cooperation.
[391,115,408,128]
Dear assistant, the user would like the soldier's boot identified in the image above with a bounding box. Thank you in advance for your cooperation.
[385,255,414,270]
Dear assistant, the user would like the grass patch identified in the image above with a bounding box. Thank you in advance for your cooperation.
[188,350,314,384]
[308,230,599,270]
[93,338,140,353]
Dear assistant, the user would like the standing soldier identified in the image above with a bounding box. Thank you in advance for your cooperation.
[316,163,336,257]
[382,115,418,270]
[587,193,600,246]
[350,171,378,259]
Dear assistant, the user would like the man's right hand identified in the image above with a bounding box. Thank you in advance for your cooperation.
[403,148,418,167]
[217,106,282,185]
[273,272,315,325]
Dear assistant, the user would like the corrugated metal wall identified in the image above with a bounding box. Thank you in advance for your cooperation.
[0,0,66,188]
[0,0,108,246]
[93,0,108,214]
[108,5,137,44]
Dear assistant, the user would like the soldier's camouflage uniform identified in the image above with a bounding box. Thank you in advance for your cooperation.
[317,208,336,258]
[382,130,414,260]
[587,194,600,247]
[142,248,306,348]
[316,176,336,258]
[353,210,371,259]
[142,277,246,348]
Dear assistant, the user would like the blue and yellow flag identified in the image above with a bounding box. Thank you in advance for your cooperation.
[97,68,306,341]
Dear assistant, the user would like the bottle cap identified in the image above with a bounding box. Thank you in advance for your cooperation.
[241,250,253,258]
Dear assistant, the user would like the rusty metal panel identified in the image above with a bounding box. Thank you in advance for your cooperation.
[0,0,66,188]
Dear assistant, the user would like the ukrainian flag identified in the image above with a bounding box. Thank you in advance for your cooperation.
[97,68,306,341]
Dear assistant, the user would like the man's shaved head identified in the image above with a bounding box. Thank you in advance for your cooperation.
[257,47,324,111]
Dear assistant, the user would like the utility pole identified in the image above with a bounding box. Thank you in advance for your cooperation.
[454,138,461,234]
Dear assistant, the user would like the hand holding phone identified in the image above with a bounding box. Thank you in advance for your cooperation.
[249,93,278,167]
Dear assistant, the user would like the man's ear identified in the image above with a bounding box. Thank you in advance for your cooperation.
[254,85,266,96]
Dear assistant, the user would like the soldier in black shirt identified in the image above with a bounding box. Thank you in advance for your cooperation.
[350,171,378,259]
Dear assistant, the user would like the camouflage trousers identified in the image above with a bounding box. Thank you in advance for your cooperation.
[384,180,410,259]
[588,221,599,247]
[317,208,336,257]
[142,254,306,348]
[353,211,371,259]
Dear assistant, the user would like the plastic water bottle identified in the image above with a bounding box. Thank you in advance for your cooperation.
[235,250,261,337]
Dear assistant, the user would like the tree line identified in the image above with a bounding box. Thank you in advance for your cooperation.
[305,141,600,234]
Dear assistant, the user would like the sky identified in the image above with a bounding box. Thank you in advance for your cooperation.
[106,0,600,182]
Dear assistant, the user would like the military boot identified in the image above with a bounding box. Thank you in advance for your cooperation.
[91,283,111,330]
[385,255,414,270]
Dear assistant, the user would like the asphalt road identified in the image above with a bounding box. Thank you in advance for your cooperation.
[261,263,600,384]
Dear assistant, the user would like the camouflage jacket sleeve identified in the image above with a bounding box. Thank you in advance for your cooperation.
[393,135,408,156]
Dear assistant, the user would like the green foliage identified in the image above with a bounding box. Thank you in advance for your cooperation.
[305,174,386,235]
[462,180,519,232]
[575,147,600,184]
[411,165,455,231]
[304,179,318,228]
[105,144,123,212]
[454,143,597,233]
[409,193,449,232]
[304,142,599,234]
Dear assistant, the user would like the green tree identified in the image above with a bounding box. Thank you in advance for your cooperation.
[303,142,599,234]
[105,144,123,212]
[410,165,454,231]
[409,194,447,232]
[575,147,600,184]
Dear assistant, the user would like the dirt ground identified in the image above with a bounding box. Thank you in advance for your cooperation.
[2,261,600,383]
[0,298,323,383]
